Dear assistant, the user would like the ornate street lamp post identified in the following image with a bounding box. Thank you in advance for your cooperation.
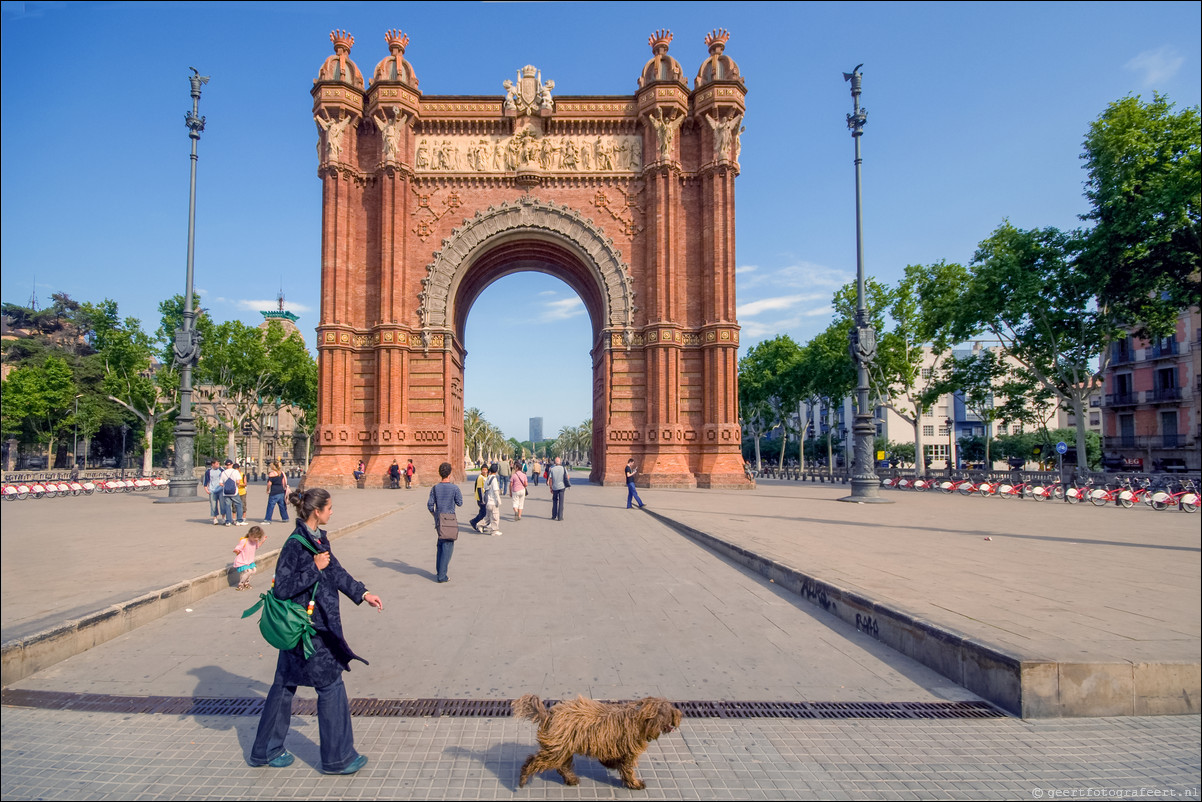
[839,65,889,504]
[164,68,209,502]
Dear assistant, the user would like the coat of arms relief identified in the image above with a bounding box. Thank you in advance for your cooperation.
[503,65,555,116]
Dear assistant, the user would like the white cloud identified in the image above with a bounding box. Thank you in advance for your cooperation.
[735,264,758,274]
[737,293,824,317]
[541,297,585,322]
[1125,46,1184,87]
[537,290,558,297]
[738,259,851,292]
[234,299,313,314]
[803,305,834,317]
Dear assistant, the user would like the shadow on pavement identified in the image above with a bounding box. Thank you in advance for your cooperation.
[186,665,319,770]
[368,557,436,582]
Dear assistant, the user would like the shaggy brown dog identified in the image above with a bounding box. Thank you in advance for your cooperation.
[514,694,682,790]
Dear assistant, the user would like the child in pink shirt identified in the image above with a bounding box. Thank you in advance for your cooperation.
[233,526,267,591]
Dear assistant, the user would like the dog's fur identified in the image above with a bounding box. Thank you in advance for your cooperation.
[514,694,682,790]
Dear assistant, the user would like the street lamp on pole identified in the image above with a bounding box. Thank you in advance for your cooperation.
[164,68,209,503]
[839,64,889,504]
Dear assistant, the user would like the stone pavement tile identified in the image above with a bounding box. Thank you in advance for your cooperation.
[653,480,1200,665]
[1,487,414,641]
[10,487,986,705]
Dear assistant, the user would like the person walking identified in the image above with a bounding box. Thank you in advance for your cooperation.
[203,459,223,525]
[236,464,249,524]
[479,463,503,536]
[404,459,416,490]
[468,468,488,531]
[548,457,569,521]
[624,458,646,509]
[248,487,383,775]
[529,459,541,487]
[497,457,511,496]
[510,461,528,521]
[427,462,462,583]
[264,461,290,524]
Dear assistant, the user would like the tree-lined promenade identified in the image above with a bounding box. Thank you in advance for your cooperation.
[740,93,1200,473]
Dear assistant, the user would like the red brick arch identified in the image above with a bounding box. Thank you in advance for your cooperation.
[305,30,750,488]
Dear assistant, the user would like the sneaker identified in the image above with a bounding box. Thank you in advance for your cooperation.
[225,522,232,527]
[213,519,220,525]
[248,750,295,768]
[493,531,503,537]
[261,520,271,525]
[320,754,368,775]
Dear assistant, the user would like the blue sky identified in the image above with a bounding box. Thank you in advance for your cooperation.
[2,1,1199,442]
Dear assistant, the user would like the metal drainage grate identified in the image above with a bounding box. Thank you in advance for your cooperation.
[1,689,1005,720]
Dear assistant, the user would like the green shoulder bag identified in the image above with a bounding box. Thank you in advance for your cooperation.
[241,533,322,659]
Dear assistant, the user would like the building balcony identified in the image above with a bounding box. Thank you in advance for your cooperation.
[1106,392,1139,407]
[1149,341,1181,360]
[1103,434,1196,452]
[1147,387,1182,404]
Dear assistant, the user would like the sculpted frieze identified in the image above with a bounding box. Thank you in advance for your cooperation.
[414,132,642,174]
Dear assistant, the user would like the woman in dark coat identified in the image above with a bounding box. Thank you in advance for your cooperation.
[248,487,383,774]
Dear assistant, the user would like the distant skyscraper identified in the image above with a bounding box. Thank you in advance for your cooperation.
[529,417,543,443]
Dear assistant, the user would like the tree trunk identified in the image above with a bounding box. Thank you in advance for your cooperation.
[912,412,926,475]
[753,432,762,471]
[227,429,237,462]
[1072,395,1090,473]
[142,415,155,476]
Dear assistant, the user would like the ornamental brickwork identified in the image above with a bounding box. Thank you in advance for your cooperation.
[307,28,750,488]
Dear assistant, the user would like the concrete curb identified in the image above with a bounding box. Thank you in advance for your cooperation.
[1,504,410,687]
[644,508,1201,719]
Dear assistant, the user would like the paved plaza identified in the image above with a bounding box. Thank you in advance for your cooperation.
[2,477,1199,799]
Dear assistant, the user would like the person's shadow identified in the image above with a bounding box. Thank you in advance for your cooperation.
[186,665,320,769]
[368,556,436,582]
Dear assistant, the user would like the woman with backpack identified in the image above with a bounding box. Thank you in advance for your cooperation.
[247,487,383,775]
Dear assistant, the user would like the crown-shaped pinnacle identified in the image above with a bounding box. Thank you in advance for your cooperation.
[385,29,409,52]
[648,29,673,53]
[329,29,354,52]
[704,28,730,52]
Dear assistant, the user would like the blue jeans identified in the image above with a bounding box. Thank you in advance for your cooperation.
[251,674,358,772]
[222,494,244,524]
[469,501,486,529]
[265,494,288,522]
[209,492,222,518]
[626,481,644,508]
[436,538,454,582]
[551,489,565,520]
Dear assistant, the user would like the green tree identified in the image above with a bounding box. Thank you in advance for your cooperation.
[738,335,801,472]
[88,303,180,475]
[1080,93,1200,338]
[795,322,858,475]
[1,356,76,466]
[836,263,968,472]
[958,223,1120,469]
[194,318,313,464]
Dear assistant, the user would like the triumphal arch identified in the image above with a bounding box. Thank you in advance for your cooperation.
[307,28,749,488]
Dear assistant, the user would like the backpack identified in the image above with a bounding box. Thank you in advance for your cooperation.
[241,533,322,658]
[223,473,237,495]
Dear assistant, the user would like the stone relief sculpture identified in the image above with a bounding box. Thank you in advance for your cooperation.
[649,108,684,161]
[372,106,408,163]
[734,124,744,165]
[407,131,643,174]
[315,111,354,162]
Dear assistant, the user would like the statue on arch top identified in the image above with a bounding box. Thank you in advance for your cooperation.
[503,65,554,117]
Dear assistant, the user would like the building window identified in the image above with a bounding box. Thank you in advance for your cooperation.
[923,425,935,437]
[921,368,933,378]
[923,408,935,417]
[1012,425,1022,435]
[924,443,949,459]
[938,426,950,436]
[1089,414,1100,426]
